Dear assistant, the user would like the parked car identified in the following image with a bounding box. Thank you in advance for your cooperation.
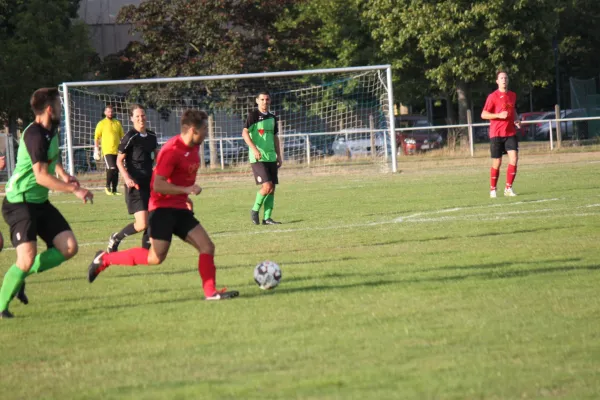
[533,109,591,140]
[203,139,248,165]
[282,135,324,161]
[331,129,387,157]
[517,111,546,140]
[396,120,443,155]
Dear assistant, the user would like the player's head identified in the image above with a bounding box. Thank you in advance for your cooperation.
[496,70,509,91]
[181,109,209,145]
[31,88,61,124]
[256,91,271,113]
[130,104,146,131]
[104,104,114,119]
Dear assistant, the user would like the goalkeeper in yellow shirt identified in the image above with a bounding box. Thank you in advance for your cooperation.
[94,105,125,195]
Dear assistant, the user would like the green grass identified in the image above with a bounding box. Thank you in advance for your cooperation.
[1,153,599,399]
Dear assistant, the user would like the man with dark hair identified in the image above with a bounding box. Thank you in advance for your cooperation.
[481,70,521,198]
[242,91,283,225]
[0,88,94,319]
[94,104,125,195]
[88,109,238,301]
[106,104,157,253]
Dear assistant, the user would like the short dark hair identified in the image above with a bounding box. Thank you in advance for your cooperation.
[30,88,60,116]
[181,109,208,130]
[257,91,270,98]
[129,103,145,117]
[496,70,508,79]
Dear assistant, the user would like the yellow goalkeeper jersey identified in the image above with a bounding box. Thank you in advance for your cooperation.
[94,118,124,155]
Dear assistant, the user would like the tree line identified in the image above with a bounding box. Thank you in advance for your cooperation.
[1,0,599,130]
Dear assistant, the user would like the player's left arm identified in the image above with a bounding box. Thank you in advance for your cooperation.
[152,150,201,195]
[55,161,80,188]
[513,101,521,129]
[273,116,282,167]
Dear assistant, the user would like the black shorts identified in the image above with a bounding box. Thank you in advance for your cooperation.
[490,136,519,159]
[104,154,117,169]
[125,183,150,214]
[251,161,279,185]
[1,198,71,248]
[148,208,200,242]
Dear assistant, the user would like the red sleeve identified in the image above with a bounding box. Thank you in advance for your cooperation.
[483,93,495,113]
[154,146,176,179]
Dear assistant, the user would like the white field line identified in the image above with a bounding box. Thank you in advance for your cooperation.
[1,199,597,252]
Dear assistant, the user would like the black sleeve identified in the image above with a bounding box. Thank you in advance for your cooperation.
[244,110,257,130]
[118,131,134,154]
[24,127,50,165]
[149,131,158,151]
[273,114,279,135]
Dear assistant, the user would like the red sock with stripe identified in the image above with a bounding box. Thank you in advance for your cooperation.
[506,164,517,188]
[198,254,216,297]
[99,248,149,273]
[490,168,500,190]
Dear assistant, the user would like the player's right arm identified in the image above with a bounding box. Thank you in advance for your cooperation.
[242,127,261,161]
[152,147,201,195]
[94,120,102,149]
[117,132,136,188]
[26,130,92,202]
[481,95,508,120]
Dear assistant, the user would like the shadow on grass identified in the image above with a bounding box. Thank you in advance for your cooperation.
[36,260,598,315]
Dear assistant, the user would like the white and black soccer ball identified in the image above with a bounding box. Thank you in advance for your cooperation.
[253,260,282,290]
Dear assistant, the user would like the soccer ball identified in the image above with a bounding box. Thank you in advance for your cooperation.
[253,260,282,290]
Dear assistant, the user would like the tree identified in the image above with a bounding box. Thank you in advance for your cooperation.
[270,0,380,70]
[0,0,95,130]
[364,0,560,132]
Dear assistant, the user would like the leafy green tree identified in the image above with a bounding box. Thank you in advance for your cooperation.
[0,0,95,130]
[270,0,380,70]
[364,0,560,128]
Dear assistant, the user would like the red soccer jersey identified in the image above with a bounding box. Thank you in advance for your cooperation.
[483,90,517,138]
[149,135,200,211]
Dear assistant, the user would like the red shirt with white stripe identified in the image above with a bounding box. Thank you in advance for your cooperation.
[149,135,200,211]
[483,89,517,138]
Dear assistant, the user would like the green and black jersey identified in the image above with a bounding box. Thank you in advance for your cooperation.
[5,123,60,204]
[244,109,278,163]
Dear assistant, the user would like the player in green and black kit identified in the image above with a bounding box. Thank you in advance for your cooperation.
[0,88,94,319]
[242,91,283,225]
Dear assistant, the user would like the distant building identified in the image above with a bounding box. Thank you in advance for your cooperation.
[78,0,142,58]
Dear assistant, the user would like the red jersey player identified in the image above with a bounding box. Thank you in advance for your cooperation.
[481,70,521,198]
[88,109,239,301]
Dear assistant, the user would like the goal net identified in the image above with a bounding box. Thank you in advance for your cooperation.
[59,66,396,176]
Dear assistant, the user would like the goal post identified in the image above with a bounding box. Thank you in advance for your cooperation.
[60,65,397,176]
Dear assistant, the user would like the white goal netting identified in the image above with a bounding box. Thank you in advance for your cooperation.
[60,66,396,175]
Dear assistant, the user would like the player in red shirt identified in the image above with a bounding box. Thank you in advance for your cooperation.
[87,110,239,301]
[481,70,521,198]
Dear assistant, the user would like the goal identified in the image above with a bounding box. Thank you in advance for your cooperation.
[59,65,397,175]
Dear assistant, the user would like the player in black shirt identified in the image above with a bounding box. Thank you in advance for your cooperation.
[106,104,158,252]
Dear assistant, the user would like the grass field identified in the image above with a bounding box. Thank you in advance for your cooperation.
[0,152,599,399]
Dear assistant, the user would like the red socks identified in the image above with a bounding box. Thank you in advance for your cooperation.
[102,248,149,268]
[490,168,500,190]
[506,164,517,188]
[198,254,216,297]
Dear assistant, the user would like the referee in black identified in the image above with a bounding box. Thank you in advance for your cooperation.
[107,104,158,253]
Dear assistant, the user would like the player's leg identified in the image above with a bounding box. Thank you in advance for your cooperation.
[489,138,503,198]
[108,186,150,252]
[104,155,114,195]
[0,201,38,317]
[504,137,519,196]
[89,209,170,283]
[0,241,36,318]
[171,209,237,299]
[262,162,281,225]
[250,162,271,225]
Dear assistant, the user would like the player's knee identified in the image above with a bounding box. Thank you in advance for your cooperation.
[202,240,215,255]
[148,252,165,265]
[16,257,35,272]
[134,221,148,231]
[61,241,79,260]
